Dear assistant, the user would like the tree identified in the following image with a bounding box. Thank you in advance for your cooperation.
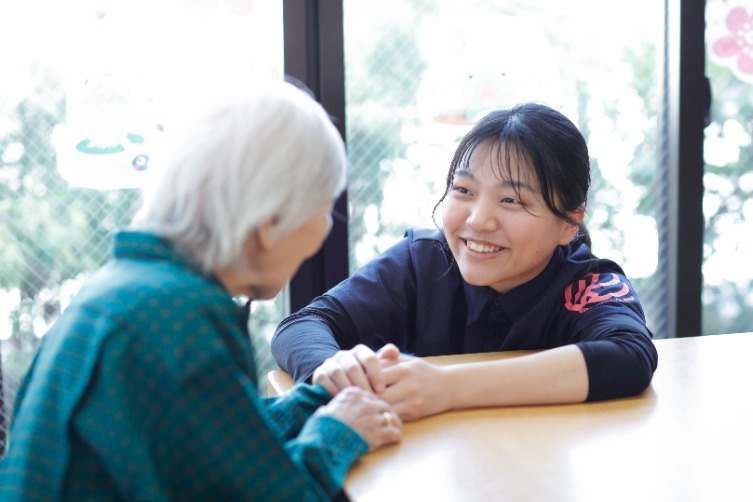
[0,73,141,412]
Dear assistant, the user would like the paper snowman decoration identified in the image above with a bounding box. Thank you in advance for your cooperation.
[53,73,163,190]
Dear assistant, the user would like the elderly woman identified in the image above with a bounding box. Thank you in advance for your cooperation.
[0,82,401,500]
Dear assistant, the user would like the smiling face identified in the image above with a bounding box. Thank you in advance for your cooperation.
[441,140,582,293]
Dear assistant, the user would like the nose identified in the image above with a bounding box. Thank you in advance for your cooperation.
[466,198,499,232]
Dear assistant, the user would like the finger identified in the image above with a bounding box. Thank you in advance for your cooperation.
[363,411,401,451]
[325,361,353,391]
[354,345,385,393]
[380,363,408,387]
[369,396,394,414]
[390,400,419,422]
[382,410,403,429]
[377,415,403,448]
[313,373,338,396]
[376,343,400,361]
[336,352,372,391]
[380,355,400,368]
[381,425,402,446]
[378,379,411,407]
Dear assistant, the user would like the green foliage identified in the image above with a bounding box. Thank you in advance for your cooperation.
[346,18,427,268]
[701,59,753,335]
[0,78,141,390]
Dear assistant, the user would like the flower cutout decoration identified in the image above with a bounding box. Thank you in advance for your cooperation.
[712,6,753,82]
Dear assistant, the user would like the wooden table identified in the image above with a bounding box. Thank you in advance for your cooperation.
[268,334,753,501]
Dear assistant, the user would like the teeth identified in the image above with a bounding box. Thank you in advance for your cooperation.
[466,240,502,253]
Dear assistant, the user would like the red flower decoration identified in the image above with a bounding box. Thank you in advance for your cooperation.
[712,6,753,79]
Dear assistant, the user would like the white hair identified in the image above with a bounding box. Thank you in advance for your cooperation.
[133,81,346,273]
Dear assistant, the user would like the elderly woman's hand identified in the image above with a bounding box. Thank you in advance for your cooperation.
[312,343,400,395]
[316,387,402,451]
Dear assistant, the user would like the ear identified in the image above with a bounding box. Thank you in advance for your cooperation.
[255,216,280,251]
[558,207,585,246]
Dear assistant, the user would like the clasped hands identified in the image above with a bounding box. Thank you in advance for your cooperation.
[313,344,453,422]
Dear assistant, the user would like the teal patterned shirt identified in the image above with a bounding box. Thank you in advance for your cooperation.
[0,231,367,500]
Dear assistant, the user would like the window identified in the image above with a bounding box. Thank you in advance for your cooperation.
[704,1,753,334]
[0,0,283,435]
[343,0,667,334]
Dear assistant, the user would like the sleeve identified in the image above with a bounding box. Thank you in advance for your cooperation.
[272,234,418,382]
[262,383,333,441]
[71,319,368,501]
[562,272,659,401]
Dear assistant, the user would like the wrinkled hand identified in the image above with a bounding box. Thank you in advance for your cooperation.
[313,343,400,395]
[316,387,402,451]
[378,357,453,422]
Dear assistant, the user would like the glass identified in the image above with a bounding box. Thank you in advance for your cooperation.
[0,0,284,427]
[704,1,753,335]
[343,0,666,334]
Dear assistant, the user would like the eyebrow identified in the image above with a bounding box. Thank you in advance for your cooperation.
[454,169,537,193]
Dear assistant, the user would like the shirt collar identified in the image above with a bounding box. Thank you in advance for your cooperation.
[114,230,192,265]
[463,282,496,326]
[463,246,565,326]
[113,230,233,297]
[493,246,565,322]
[114,231,251,331]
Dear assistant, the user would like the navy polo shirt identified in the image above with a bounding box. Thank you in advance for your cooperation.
[272,229,658,401]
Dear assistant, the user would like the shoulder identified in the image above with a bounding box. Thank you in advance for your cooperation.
[65,260,237,369]
[558,244,645,319]
[403,228,452,264]
[73,258,228,325]
[355,228,450,274]
[405,227,446,247]
[562,270,639,315]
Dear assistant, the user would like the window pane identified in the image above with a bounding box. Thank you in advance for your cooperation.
[0,0,283,427]
[344,0,666,334]
[704,1,753,335]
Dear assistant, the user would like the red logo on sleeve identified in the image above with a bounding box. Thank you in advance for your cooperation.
[564,273,633,313]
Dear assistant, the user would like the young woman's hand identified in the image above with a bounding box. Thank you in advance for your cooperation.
[378,357,454,421]
[312,343,400,395]
[316,387,402,451]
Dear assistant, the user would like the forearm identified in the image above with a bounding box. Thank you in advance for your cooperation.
[445,345,589,409]
[272,318,341,382]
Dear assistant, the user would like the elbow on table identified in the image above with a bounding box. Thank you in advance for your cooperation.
[627,362,655,397]
[617,344,659,398]
[586,339,658,401]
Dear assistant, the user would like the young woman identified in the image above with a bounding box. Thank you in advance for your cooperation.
[272,103,658,421]
[0,82,401,500]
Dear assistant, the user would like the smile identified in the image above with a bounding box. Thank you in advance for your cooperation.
[464,239,505,254]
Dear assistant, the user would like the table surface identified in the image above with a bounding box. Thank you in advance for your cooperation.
[267,334,753,502]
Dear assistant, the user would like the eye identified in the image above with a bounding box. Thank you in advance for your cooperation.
[451,183,472,196]
[500,196,520,205]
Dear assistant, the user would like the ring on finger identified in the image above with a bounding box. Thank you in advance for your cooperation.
[381,411,394,428]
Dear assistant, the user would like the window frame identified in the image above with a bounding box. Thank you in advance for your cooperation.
[283,0,349,312]
[665,0,705,338]
[0,0,710,451]
[286,0,707,338]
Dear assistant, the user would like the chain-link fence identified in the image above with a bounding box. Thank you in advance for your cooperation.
[0,110,281,454]
[0,76,282,443]
[1,78,144,447]
[1,2,286,452]
[703,0,753,334]
[343,0,670,338]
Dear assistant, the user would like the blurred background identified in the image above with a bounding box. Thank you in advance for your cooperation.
[2,0,751,448]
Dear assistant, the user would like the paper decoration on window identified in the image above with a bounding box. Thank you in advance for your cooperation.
[52,73,164,190]
[711,6,753,83]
